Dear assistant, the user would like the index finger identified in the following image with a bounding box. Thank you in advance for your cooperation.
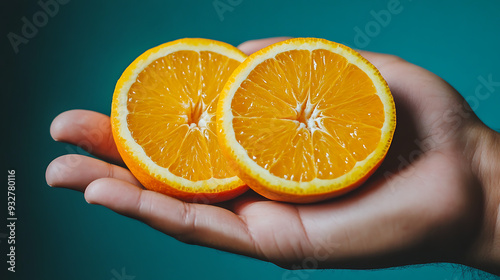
[50,109,124,165]
[85,178,262,259]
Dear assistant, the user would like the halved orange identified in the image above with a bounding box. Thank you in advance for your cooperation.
[111,38,248,203]
[217,38,396,203]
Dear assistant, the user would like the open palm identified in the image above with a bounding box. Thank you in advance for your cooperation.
[46,37,493,270]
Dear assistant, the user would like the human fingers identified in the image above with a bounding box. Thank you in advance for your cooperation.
[50,109,123,165]
[84,178,262,258]
[46,154,141,192]
[237,37,292,55]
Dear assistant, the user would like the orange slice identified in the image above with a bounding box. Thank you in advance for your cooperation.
[217,38,396,203]
[111,38,248,203]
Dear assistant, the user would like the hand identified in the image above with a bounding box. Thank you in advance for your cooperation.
[46,37,500,275]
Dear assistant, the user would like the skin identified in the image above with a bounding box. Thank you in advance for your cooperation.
[46,37,500,275]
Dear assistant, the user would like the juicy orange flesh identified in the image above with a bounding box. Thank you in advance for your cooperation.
[127,50,241,181]
[232,49,384,182]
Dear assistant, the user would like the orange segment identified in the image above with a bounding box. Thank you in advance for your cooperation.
[274,50,311,103]
[320,94,385,128]
[316,64,377,112]
[231,80,297,118]
[310,49,348,104]
[312,130,356,179]
[321,118,382,161]
[168,128,212,181]
[233,117,298,170]
[165,51,201,102]
[267,126,316,182]
[126,114,189,168]
[217,38,396,203]
[205,121,234,178]
[200,51,241,113]
[111,38,248,203]
[245,58,297,106]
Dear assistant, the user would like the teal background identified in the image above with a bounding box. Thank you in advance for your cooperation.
[2,0,500,279]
